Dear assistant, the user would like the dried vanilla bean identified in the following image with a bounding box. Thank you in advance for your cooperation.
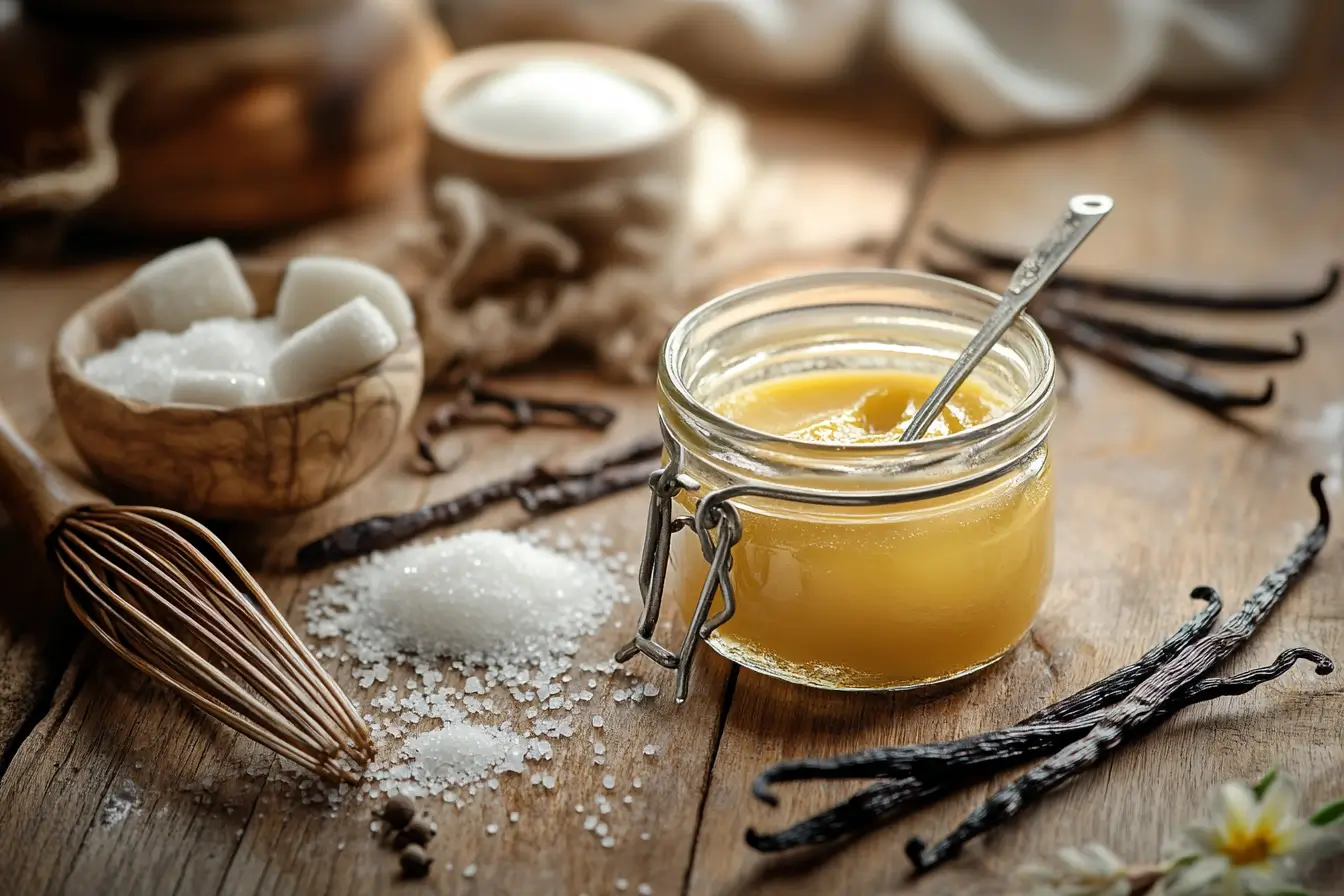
[468,383,618,431]
[517,463,655,515]
[297,434,662,567]
[296,465,547,568]
[1052,309,1306,364]
[753,589,1224,805]
[1036,307,1276,413]
[905,474,1332,872]
[746,646,1332,852]
[930,225,1341,310]
[415,379,619,472]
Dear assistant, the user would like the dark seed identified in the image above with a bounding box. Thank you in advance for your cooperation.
[379,795,416,830]
[395,817,437,848]
[399,844,432,878]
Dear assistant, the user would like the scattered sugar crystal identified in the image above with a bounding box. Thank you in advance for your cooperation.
[632,777,642,789]
[542,774,557,789]
[640,832,651,841]
[596,822,609,836]
[465,677,484,694]
[643,683,660,697]
[389,722,537,791]
[638,885,654,895]
[510,811,520,823]
[601,836,616,848]
[603,775,616,790]
[588,679,597,688]
[463,864,477,879]
[575,804,585,813]
[486,823,499,835]
[613,689,627,702]
[584,816,598,831]
[616,880,629,891]
[592,716,604,728]
[643,744,658,756]
[623,795,633,805]
[593,742,605,755]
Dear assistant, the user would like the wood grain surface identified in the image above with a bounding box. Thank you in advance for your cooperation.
[0,8,1342,895]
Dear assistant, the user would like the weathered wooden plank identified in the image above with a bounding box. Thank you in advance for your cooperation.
[0,90,932,896]
[688,9,1344,895]
[0,263,129,770]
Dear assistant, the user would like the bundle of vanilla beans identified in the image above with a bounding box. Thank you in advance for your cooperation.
[747,475,1333,874]
[921,226,1339,414]
[297,379,659,568]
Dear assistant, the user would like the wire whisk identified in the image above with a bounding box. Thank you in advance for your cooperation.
[0,408,372,782]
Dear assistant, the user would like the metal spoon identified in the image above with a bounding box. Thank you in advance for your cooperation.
[900,194,1114,442]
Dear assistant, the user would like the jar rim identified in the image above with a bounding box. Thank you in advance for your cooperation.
[659,268,1056,460]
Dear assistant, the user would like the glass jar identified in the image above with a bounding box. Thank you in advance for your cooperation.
[624,269,1057,697]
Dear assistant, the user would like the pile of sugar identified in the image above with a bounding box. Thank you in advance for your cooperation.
[307,530,620,675]
[84,318,285,404]
[442,59,671,155]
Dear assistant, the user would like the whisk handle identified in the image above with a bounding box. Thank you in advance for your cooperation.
[0,404,107,549]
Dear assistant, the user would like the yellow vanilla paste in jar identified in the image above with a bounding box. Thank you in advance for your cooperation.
[671,368,1053,690]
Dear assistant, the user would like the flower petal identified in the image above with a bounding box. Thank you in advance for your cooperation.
[1258,774,1302,827]
[1215,781,1260,834]
[1163,855,1231,896]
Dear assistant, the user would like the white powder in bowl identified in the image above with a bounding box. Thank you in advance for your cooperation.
[441,59,671,155]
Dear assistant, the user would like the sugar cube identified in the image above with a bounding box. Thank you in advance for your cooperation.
[275,257,416,337]
[269,297,398,400]
[126,239,256,333]
[168,370,269,408]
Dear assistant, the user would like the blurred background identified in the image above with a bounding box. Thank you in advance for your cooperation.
[0,0,1313,252]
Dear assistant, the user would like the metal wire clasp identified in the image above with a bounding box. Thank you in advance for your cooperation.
[613,437,741,703]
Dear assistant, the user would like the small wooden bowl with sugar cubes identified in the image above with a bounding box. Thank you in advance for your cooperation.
[50,239,423,519]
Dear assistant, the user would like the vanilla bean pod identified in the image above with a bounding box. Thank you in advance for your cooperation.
[415,381,618,472]
[297,434,661,567]
[296,465,548,568]
[1036,307,1276,412]
[468,383,618,431]
[517,464,656,515]
[930,225,1341,310]
[746,646,1331,852]
[906,474,1332,872]
[1051,309,1306,364]
[753,641,1327,802]
[752,589,1224,805]
[1021,587,1222,725]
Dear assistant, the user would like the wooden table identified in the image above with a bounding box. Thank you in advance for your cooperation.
[2,9,1343,895]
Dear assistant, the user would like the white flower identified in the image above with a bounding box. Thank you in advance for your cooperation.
[1013,843,1134,896]
[1162,774,1332,895]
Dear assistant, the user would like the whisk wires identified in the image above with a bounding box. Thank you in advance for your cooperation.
[51,505,373,783]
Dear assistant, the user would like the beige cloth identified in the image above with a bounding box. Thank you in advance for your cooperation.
[436,0,1307,135]
[376,101,756,383]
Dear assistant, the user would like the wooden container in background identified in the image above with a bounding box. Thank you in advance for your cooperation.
[0,0,451,234]
[20,0,348,29]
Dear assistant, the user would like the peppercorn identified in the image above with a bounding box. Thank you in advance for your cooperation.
[394,816,438,849]
[399,844,432,878]
[378,794,416,830]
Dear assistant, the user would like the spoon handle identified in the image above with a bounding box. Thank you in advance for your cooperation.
[900,194,1113,442]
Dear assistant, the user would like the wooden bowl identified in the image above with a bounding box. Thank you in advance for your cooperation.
[49,261,423,520]
[420,41,702,200]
